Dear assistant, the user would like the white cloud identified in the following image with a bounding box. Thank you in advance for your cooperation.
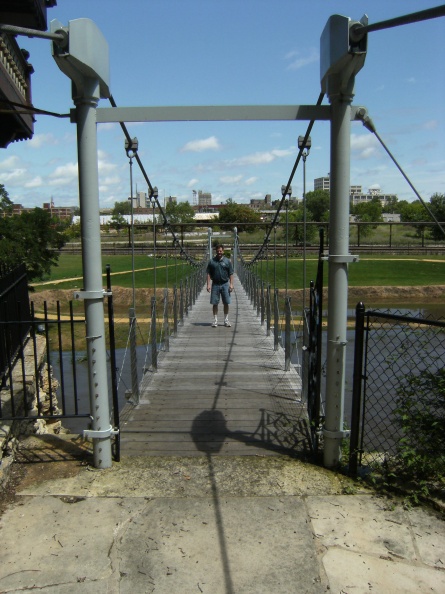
[98,160,117,174]
[230,147,294,167]
[25,176,43,188]
[101,176,121,185]
[187,178,199,187]
[245,177,257,186]
[285,47,319,71]
[48,162,78,186]
[180,136,221,153]
[351,134,381,160]
[27,133,58,148]
[220,175,243,184]
[0,168,27,185]
[0,155,21,170]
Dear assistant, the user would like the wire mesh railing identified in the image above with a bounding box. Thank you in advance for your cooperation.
[349,306,445,490]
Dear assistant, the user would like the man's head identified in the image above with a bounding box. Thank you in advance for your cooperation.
[215,244,224,259]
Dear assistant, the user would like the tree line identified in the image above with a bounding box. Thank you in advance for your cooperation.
[1,182,444,282]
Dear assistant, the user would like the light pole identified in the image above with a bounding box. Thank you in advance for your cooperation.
[298,135,311,313]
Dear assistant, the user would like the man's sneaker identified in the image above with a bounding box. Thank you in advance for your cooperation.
[224,319,231,327]
[212,319,218,327]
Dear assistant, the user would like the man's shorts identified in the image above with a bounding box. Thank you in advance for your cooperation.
[210,282,231,306]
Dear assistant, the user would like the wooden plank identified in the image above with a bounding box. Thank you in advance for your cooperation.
[120,276,306,457]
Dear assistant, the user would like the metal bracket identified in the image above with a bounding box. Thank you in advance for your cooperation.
[74,289,111,300]
[323,428,350,439]
[322,254,359,264]
[83,426,119,439]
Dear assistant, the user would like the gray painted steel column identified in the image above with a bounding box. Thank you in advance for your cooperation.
[74,78,113,468]
[323,77,354,468]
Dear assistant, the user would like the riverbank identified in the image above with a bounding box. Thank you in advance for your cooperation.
[30,284,445,314]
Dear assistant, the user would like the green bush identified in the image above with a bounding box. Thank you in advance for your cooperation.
[395,368,445,486]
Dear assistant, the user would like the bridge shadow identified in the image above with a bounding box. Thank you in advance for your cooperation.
[190,408,313,458]
[190,407,312,594]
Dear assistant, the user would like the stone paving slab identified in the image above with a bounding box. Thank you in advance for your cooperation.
[2,452,445,594]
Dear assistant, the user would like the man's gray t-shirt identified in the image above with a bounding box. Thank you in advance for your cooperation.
[207,256,233,284]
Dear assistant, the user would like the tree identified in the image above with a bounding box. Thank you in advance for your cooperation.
[110,211,127,231]
[280,207,317,245]
[0,208,65,280]
[382,195,399,213]
[429,193,445,241]
[351,198,382,239]
[396,200,427,238]
[304,190,330,222]
[164,200,195,227]
[0,184,13,215]
[218,199,261,233]
[112,200,131,216]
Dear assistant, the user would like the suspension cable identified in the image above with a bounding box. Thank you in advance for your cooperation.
[0,98,69,118]
[109,94,199,265]
[357,111,445,238]
[249,91,325,264]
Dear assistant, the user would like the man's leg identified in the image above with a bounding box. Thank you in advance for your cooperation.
[211,286,220,326]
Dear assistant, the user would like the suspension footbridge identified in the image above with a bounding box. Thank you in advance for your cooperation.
[120,276,308,457]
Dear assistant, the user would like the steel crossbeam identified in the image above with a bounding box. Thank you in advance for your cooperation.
[95,104,370,123]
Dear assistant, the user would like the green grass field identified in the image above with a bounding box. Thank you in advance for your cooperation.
[31,253,445,291]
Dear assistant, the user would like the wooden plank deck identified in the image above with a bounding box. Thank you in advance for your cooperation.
[120,276,311,456]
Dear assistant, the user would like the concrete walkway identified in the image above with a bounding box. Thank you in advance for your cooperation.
[0,437,444,593]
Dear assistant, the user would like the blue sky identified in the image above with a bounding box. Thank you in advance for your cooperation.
[1,0,444,208]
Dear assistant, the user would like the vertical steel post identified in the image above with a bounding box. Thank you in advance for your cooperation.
[284,296,291,371]
[233,227,237,274]
[208,227,213,260]
[349,301,366,476]
[323,75,354,468]
[128,307,139,404]
[74,79,113,468]
[274,288,279,351]
[151,296,157,371]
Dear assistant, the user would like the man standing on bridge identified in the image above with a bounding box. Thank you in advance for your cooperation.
[206,243,234,327]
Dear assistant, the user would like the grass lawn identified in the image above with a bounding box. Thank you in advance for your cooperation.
[32,253,445,291]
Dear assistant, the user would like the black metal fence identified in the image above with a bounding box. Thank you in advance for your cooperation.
[0,264,31,385]
[0,267,120,460]
[349,306,445,477]
[303,229,324,447]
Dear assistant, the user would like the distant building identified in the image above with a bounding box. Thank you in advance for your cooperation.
[314,176,363,197]
[165,195,177,206]
[382,213,401,223]
[198,191,212,206]
[10,201,75,220]
[351,188,397,208]
[129,191,148,209]
[250,194,272,210]
[314,176,331,192]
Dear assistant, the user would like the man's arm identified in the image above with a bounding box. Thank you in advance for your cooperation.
[207,273,212,292]
[229,273,234,292]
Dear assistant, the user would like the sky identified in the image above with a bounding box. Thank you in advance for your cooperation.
[1,0,444,209]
